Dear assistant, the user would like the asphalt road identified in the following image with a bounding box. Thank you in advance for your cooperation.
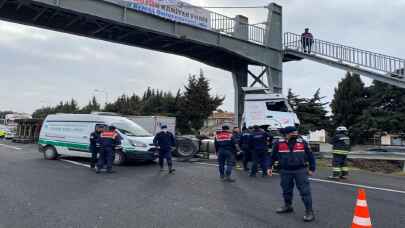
[1,141,405,228]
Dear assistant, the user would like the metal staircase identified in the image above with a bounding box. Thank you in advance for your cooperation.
[283,32,405,88]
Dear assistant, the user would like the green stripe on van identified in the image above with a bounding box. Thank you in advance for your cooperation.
[38,138,89,151]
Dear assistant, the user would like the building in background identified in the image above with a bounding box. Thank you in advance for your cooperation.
[201,111,235,136]
[381,133,405,146]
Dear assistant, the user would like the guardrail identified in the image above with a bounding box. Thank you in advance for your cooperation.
[284,32,405,78]
[210,12,266,45]
[322,152,405,161]
[322,152,405,172]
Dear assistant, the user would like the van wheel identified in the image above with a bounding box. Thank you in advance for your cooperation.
[113,151,126,166]
[44,146,58,160]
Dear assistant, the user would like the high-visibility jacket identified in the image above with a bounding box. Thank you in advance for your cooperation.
[214,131,236,154]
[331,133,351,155]
[100,131,121,149]
[270,138,316,171]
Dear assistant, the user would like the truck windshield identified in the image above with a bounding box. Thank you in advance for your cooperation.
[111,119,152,137]
[266,101,288,112]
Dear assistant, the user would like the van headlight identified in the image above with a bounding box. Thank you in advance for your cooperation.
[129,139,147,148]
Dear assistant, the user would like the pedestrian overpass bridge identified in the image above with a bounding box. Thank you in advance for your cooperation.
[0,0,403,124]
[283,33,405,88]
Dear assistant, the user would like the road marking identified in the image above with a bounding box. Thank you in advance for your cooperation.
[57,159,405,195]
[0,143,22,150]
[60,159,90,168]
[308,177,405,195]
[194,162,405,195]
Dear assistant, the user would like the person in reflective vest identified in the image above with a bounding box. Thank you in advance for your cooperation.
[268,126,316,222]
[329,126,351,179]
[89,124,105,169]
[215,125,238,182]
[96,126,121,174]
[248,125,270,177]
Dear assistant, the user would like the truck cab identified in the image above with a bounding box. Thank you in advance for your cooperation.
[241,87,299,129]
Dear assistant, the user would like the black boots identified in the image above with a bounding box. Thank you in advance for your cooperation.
[223,176,235,182]
[107,169,115,174]
[220,176,235,182]
[276,206,315,222]
[303,210,315,222]
[276,205,294,214]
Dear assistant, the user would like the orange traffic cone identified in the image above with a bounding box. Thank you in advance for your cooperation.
[352,189,372,228]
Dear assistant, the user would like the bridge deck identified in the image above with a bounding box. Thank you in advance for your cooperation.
[0,0,281,72]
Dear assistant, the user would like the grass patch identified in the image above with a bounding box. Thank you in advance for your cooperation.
[392,171,405,176]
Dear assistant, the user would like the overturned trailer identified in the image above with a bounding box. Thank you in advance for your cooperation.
[13,119,43,143]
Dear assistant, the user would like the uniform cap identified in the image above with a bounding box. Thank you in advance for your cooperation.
[161,125,168,129]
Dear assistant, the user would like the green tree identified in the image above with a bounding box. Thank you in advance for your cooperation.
[32,98,80,118]
[142,89,164,115]
[176,70,224,133]
[352,80,405,141]
[104,94,142,115]
[331,72,367,142]
[80,96,101,114]
[32,107,55,119]
[287,89,330,134]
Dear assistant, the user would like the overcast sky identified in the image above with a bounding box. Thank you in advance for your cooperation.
[0,0,404,114]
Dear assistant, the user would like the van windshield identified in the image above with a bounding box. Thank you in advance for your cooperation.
[111,119,152,137]
[266,100,289,112]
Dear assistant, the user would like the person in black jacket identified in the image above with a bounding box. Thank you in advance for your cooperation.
[153,125,176,174]
[301,28,314,53]
[268,126,316,222]
[89,124,105,169]
[239,127,251,171]
[249,125,271,177]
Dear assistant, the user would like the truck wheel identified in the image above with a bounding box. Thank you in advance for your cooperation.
[113,151,126,166]
[174,137,198,158]
[43,146,58,160]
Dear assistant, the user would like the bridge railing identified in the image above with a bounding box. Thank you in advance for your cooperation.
[103,0,266,45]
[284,32,405,78]
[209,12,266,45]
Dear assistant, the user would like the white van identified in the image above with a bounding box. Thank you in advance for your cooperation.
[38,114,157,165]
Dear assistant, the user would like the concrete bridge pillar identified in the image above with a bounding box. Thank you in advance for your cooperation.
[232,63,248,127]
[265,3,283,93]
[232,15,249,126]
